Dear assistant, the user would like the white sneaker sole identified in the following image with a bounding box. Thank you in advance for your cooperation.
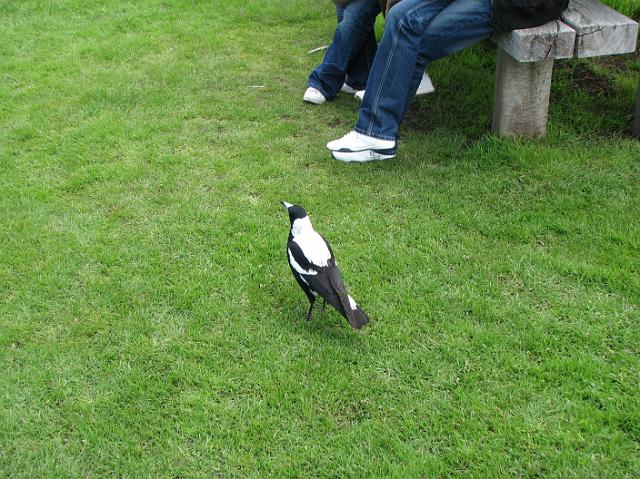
[326,134,396,152]
[332,149,396,163]
[303,94,325,105]
[303,88,326,105]
[340,83,358,95]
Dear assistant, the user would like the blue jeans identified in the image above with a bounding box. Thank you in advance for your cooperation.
[308,0,381,99]
[355,0,493,141]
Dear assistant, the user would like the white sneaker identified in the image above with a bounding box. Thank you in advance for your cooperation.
[340,83,358,95]
[354,72,434,102]
[326,130,395,152]
[416,72,435,95]
[303,87,326,105]
[332,149,396,163]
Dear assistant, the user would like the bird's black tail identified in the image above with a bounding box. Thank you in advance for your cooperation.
[349,305,369,330]
[327,267,369,330]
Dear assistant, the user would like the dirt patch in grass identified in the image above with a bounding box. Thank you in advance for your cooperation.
[552,55,638,137]
[327,117,347,129]
[589,49,640,74]
[403,102,436,133]
[555,50,639,97]
[571,64,616,97]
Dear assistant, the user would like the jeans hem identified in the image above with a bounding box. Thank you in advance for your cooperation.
[345,80,366,91]
[353,126,396,142]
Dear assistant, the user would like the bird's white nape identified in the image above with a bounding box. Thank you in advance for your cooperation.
[290,216,331,268]
[291,216,314,237]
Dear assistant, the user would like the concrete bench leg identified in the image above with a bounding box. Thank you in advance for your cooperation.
[491,48,554,138]
[633,81,640,138]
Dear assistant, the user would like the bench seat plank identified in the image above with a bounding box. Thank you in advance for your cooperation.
[562,0,639,57]
[492,20,576,62]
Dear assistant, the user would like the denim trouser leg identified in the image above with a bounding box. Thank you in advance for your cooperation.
[355,0,452,140]
[345,26,377,90]
[401,0,493,115]
[308,0,381,99]
[355,0,492,141]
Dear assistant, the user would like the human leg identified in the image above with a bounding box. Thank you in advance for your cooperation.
[401,0,492,113]
[344,26,377,90]
[307,0,381,100]
[352,0,452,141]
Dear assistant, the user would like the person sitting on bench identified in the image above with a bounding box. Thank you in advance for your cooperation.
[326,0,569,162]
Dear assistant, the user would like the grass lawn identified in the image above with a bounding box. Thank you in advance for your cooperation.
[1,0,639,477]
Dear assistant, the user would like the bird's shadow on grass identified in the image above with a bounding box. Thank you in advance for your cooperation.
[276,298,367,346]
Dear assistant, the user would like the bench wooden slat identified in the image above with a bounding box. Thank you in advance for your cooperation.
[562,0,639,58]
[492,20,576,62]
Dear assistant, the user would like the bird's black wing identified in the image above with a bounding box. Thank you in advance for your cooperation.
[302,265,345,316]
[325,261,364,329]
[286,237,321,275]
[286,239,320,301]
[288,263,315,303]
[317,234,364,328]
[300,259,368,330]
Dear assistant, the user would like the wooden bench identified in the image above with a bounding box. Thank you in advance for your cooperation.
[491,0,638,138]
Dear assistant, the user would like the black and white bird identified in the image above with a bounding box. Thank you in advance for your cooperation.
[281,201,369,330]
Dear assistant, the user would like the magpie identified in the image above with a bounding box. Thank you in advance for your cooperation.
[281,201,369,330]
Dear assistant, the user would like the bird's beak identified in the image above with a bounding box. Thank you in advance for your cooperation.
[281,201,293,210]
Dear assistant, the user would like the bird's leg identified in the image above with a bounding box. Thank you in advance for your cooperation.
[320,299,326,318]
[305,301,314,321]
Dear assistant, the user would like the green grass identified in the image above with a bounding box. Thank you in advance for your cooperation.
[1,0,639,477]
[603,0,639,18]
